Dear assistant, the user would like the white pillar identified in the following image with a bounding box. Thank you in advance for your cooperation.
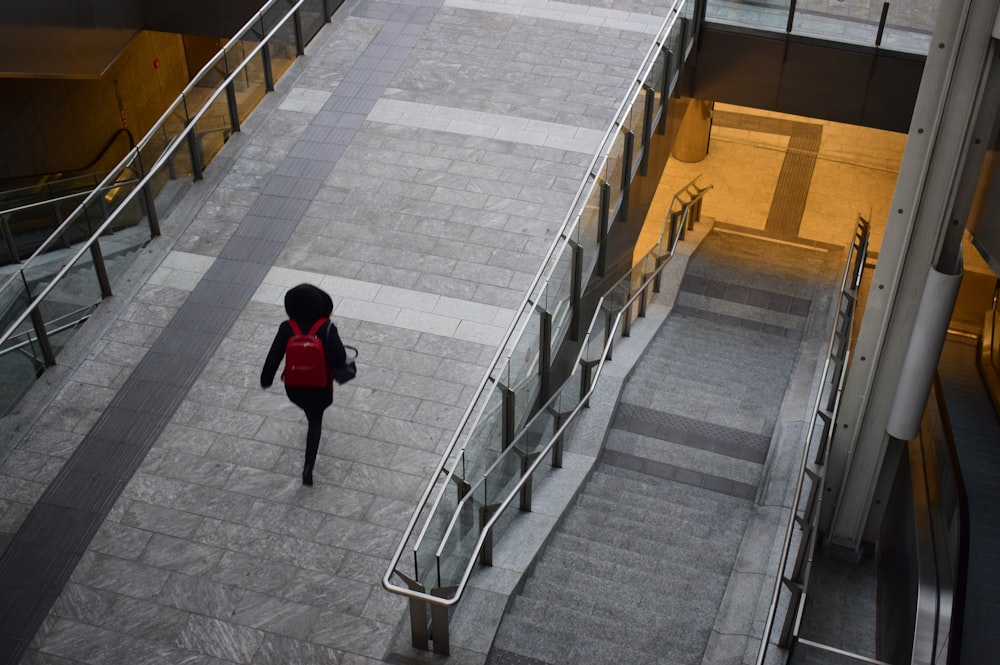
[822,0,1000,552]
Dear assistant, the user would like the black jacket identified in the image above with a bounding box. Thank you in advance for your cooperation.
[261,284,347,408]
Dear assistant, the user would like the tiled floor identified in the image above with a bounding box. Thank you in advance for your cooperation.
[0,2,995,665]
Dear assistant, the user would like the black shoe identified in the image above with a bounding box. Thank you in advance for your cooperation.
[302,467,313,486]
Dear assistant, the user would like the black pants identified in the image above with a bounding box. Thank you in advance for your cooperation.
[287,386,333,471]
[304,406,324,470]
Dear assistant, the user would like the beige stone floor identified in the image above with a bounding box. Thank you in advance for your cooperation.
[640,103,993,281]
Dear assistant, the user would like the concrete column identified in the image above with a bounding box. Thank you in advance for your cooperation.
[822,0,1000,552]
[672,99,713,162]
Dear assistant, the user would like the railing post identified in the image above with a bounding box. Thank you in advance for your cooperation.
[293,10,305,56]
[570,242,583,342]
[479,504,498,566]
[1,215,19,263]
[520,451,540,511]
[141,179,161,237]
[660,47,672,133]
[597,182,610,277]
[653,254,670,293]
[394,572,431,651]
[640,87,654,177]
[621,131,634,223]
[604,309,615,361]
[261,41,276,92]
[430,586,455,655]
[28,307,56,367]
[501,384,515,450]
[226,81,242,134]
[186,121,205,181]
[778,578,803,647]
[550,409,564,468]
[579,358,599,405]
[539,309,552,401]
[622,291,633,338]
[90,240,113,299]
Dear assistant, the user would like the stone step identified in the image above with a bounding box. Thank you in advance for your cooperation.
[641,316,799,367]
[603,429,763,488]
[674,291,808,334]
[521,547,735,607]
[493,611,681,665]
[615,388,774,437]
[584,465,753,524]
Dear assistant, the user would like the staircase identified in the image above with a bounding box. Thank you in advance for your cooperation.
[487,226,841,665]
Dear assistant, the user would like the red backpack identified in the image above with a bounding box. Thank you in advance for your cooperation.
[281,319,329,388]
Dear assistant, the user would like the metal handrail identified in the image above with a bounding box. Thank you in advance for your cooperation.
[386,0,692,596]
[383,183,706,616]
[0,176,140,218]
[755,216,871,665]
[0,0,306,349]
[0,306,96,359]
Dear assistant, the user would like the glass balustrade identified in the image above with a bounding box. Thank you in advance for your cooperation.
[704,0,941,54]
[0,0,347,416]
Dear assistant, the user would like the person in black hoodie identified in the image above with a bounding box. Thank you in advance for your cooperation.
[261,283,347,486]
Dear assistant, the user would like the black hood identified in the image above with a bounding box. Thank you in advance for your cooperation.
[284,283,333,327]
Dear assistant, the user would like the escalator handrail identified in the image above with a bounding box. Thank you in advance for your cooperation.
[0,128,136,197]
[928,374,970,665]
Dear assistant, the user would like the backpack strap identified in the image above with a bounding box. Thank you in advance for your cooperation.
[287,319,328,336]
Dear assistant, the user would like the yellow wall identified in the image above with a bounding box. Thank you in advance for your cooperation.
[0,30,189,184]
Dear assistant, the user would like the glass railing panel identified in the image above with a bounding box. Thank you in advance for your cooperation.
[576,180,603,278]
[462,384,506,479]
[143,140,192,225]
[484,447,522,512]
[0,345,40,416]
[646,49,665,104]
[151,102,194,181]
[506,310,542,430]
[790,6,878,47]
[265,5,299,83]
[7,204,62,261]
[664,16,682,63]
[232,44,270,123]
[435,481,483,588]
[705,0,938,53]
[879,1,937,55]
[542,241,575,351]
[518,406,556,459]
[194,92,237,170]
[41,262,103,330]
[628,88,647,168]
[299,1,327,44]
[704,0,791,34]
[581,303,612,369]
[603,129,627,214]
[261,1,290,35]
[628,262,649,322]
[100,197,151,286]
[413,472,463,588]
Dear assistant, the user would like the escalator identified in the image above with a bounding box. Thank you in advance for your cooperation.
[0,128,138,266]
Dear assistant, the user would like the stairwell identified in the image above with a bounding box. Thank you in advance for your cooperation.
[487,225,843,665]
